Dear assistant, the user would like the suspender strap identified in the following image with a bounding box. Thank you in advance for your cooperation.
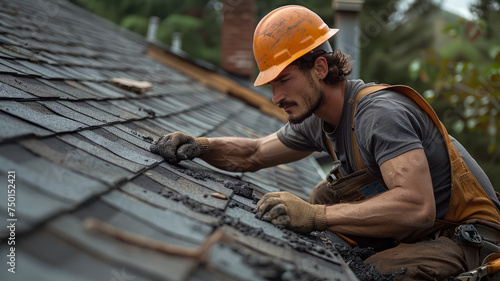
[322,131,337,161]
[350,85,389,171]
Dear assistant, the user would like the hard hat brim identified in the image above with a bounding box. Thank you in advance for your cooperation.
[254,28,339,87]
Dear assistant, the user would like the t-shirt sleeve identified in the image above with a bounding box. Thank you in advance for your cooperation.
[277,118,324,152]
[354,93,425,167]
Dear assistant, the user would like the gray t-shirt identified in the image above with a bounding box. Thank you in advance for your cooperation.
[277,79,499,219]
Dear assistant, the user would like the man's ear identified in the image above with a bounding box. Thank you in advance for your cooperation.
[314,57,328,80]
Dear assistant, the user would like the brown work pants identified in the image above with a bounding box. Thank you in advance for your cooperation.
[310,180,467,280]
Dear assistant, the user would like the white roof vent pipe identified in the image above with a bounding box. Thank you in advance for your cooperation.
[171,32,182,53]
[147,16,159,42]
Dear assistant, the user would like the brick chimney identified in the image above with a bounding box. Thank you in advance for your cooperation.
[220,0,256,80]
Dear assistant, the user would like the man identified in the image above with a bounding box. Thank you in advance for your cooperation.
[151,5,500,280]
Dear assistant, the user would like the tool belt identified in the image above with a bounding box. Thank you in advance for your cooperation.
[326,160,387,203]
[452,221,500,271]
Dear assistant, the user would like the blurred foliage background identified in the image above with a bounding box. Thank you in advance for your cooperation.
[71,0,500,189]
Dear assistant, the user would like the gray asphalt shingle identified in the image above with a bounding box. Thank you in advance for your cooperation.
[0,144,107,205]
[0,101,87,132]
[0,112,51,140]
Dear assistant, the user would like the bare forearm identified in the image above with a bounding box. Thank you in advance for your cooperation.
[200,133,312,172]
[326,187,435,239]
[200,137,261,172]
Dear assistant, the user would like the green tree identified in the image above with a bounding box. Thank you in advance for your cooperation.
[121,15,149,36]
[70,0,220,64]
[471,0,500,39]
[411,13,500,188]
[156,12,220,65]
[359,0,439,91]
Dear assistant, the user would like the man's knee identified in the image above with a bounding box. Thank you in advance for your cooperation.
[309,179,339,205]
[365,236,466,280]
[309,179,328,204]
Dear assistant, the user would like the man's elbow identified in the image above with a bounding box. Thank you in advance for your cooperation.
[394,206,435,241]
[412,205,436,229]
[418,213,435,229]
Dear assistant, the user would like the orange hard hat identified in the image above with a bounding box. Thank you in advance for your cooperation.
[253,5,339,86]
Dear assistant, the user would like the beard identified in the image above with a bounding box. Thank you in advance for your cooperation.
[288,74,325,124]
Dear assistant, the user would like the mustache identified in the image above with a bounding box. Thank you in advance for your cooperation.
[277,101,296,109]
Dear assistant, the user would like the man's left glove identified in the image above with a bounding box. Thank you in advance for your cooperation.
[150,131,210,164]
[255,191,327,233]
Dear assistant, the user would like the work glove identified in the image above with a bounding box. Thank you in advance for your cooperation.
[255,191,327,234]
[150,131,210,164]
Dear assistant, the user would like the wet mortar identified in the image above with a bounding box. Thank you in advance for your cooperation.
[141,135,153,143]
[225,181,253,199]
[316,231,400,281]
[175,166,261,203]
[174,167,221,182]
[138,107,156,117]
[227,243,328,281]
[127,129,154,143]
[228,200,254,213]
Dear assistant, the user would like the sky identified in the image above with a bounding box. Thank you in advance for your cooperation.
[402,0,476,19]
[442,0,476,19]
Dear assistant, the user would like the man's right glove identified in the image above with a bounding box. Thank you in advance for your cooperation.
[255,191,327,234]
[150,131,210,164]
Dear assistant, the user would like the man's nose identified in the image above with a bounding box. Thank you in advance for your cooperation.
[272,86,283,105]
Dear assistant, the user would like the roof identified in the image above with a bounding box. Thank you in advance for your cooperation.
[0,1,363,280]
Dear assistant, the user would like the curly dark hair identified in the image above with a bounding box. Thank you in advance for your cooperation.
[293,49,353,85]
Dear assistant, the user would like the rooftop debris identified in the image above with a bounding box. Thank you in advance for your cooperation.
[111,77,153,93]
[85,218,234,263]
[211,192,229,200]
